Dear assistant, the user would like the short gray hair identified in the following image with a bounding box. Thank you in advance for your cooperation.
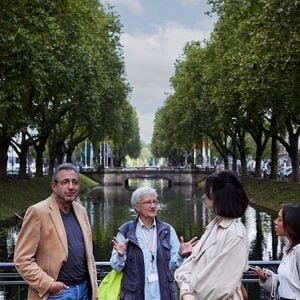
[52,163,79,182]
[131,186,158,205]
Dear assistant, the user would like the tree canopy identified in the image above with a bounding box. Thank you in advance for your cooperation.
[0,0,140,177]
[152,0,300,181]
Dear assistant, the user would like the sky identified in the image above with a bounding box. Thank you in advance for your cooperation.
[104,0,217,143]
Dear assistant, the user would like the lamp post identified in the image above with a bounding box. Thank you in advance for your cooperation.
[193,145,197,167]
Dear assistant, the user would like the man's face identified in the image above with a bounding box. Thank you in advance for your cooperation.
[51,169,80,205]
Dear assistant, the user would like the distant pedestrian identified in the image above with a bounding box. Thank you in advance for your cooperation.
[14,163,98,300]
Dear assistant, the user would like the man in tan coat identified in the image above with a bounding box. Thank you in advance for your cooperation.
[14,163,98,300]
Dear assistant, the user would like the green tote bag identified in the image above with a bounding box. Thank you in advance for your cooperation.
[98,270,123,300]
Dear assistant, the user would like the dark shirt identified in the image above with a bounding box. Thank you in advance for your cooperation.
[57,209,88,285]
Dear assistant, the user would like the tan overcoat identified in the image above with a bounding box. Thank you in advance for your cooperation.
[14,195,98,300]
[175,217,249,300]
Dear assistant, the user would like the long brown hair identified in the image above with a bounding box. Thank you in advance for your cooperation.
[282,204,300,253]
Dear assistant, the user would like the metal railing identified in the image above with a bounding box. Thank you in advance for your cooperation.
[0,260,280,300]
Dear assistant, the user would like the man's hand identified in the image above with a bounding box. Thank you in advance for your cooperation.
[179,236,198,257]
[112,237,129,257]
[48,281,69,295]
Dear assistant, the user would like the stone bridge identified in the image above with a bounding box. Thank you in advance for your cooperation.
[82,167,214,187]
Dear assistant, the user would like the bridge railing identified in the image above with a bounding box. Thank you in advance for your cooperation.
[0,261,280,299]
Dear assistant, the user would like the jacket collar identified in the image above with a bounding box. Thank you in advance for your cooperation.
[48,194,68,254]
[195,217,236,258]
[48,195,86,256]
[217,217,235,229]
[138,216,156,228]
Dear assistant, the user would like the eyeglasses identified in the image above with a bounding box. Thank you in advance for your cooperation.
[139,200,158,206]
[55,179,79,187]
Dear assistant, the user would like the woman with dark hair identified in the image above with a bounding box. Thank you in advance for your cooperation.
[175,170,249,299]
[255,204,300,300]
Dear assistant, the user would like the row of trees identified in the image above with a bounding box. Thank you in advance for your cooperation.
[0,0,141,178]
[151,0,300,182]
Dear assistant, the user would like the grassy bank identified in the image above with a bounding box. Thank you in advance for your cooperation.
[199,176,299,212]
[0,174,99,221]
[241,177,299,211]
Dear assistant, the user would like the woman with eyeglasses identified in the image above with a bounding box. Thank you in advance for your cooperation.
[175,170,249,300]
[254,204,300,300]
[109,186,198,300]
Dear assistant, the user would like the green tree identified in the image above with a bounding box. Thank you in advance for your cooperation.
[111,100,141,167]
[0,0,129,177]
[209,0,300,181]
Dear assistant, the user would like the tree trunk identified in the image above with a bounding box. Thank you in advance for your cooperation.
[34,140,46,177]
[289,135,299,182]
[270,137,278,180]
[248,119,269,178]
[240,150,247,177]
[235,131,247,176]
[254,144,264,177]
[232,142,237,172]
[55,142,66,164]
[18,144,29,179]
[14,131,34,178]
[17,132,29,178]
[66,146,75,163]
[224,156,229,170]
[66,151,72,163]
[0,137,10,178]
[48,157,55,176]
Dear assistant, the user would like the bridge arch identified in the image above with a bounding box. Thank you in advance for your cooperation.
[83,167,213,186]
[124,175,172,189]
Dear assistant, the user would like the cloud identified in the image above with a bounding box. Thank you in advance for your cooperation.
[121,21,211,143]
[178,0,202,7]
[137,112,155,144]
[106,0,143,15]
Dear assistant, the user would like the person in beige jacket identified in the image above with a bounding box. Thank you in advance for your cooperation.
[14,163,98,300]
[175,170,249,300]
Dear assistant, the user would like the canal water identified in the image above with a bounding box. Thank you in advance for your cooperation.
[0,178,285,299]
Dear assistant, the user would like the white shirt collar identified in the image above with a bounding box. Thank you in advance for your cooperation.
[138,216,156,229]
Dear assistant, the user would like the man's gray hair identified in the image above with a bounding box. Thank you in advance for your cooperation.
[131,186,158,205]
[52,163,79,182]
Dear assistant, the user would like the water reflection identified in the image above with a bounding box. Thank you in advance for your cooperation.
[0,179,285,264]
[82,178,284,263]
[0,226,18,262]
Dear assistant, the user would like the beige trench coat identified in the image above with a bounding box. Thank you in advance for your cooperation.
[175,217,249,300]
[14,195,98,300]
